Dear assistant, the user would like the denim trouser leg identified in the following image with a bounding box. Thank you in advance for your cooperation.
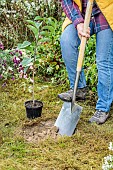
[60,24,87,89]
[96,28,113,112]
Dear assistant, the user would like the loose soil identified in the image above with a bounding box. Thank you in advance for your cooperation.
[21,119,60,143]
[25,100,43,108]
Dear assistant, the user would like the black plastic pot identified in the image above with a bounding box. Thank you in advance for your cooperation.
[25,100,43,119]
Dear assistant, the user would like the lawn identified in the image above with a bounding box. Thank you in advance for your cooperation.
[0,78,113,170]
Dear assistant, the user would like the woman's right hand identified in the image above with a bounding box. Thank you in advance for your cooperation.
[77,23,90,40]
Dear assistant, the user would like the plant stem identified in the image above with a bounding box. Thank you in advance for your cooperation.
[32,60,35,105]
[33,39,38,105]
[32,27,39,105]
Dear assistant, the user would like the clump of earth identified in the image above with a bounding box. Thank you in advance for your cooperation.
[21,119,60,143]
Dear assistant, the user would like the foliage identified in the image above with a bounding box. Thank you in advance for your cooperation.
[0,43,29,83]
[18,16,56,103]
[0,0,97,91]
[0,32,97,92]
[0,0,62,48]
[33,21,97,90]
[0,16,67,86]
[18,17,60,72]
[34,18,67,84]
[18,16,67,84]
[84,35,97,92]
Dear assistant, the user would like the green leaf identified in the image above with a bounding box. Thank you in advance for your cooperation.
[35,60,39,64]
[26,20,36,27]
[27,25,39,40]
[34,16,44,21]
[46,17,57,28]
[39,38,51,43]
[26,20,42,30]
[17,41,31,49]
[40,31,50,36]
[34,22,42,29]
[24,66,29,74]
[25,45,34,53]
[20,58,33,67]
[42,26,54,33]
[48,17,57,23]
[56,65,59,70]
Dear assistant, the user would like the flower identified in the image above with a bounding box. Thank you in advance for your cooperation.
[29,65,33,70]
[0,43,4,50]
[12,76,15,80]
[23,74,27,79]
[10,52,14,55]
[13,56,20,65]
[108,142,113,151]
[102,143,113,170]
[18,65,23,72]
[19,50,22,56]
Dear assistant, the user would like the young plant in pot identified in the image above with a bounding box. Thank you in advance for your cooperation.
[18,16,53,119]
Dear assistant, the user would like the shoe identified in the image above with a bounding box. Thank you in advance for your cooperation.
[89,110,110,124]
[58,87,87,102]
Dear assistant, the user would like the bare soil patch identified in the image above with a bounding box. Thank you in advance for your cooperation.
[21,119,60,143]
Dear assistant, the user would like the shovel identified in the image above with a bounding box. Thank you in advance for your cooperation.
[55,0,94,136]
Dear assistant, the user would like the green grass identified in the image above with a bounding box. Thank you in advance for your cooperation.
[0,78,113,170]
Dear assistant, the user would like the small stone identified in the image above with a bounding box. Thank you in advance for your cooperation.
[47,129,51,135]
[38,133,44,137]
[27,137,32,142]
[43,131,47,135]
[51,126,59,133]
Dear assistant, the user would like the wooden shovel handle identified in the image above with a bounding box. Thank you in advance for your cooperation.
[77,0,93,71]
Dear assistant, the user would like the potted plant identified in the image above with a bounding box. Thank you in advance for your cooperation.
[18,16,54,119]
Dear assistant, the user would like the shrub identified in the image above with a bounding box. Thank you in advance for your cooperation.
[84,35,97,92]
[0,0,62,48]
[0,43,29,82]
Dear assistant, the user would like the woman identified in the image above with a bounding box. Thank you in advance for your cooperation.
[58,0,113,124]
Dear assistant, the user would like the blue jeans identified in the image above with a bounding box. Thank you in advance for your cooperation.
[60,23,113,112]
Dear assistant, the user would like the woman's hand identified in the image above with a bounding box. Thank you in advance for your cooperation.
[77,23,90,40]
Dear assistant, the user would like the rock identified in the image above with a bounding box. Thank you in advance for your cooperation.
[43,131,47,135]
[51,126,59,133]
[38,133,44,138]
